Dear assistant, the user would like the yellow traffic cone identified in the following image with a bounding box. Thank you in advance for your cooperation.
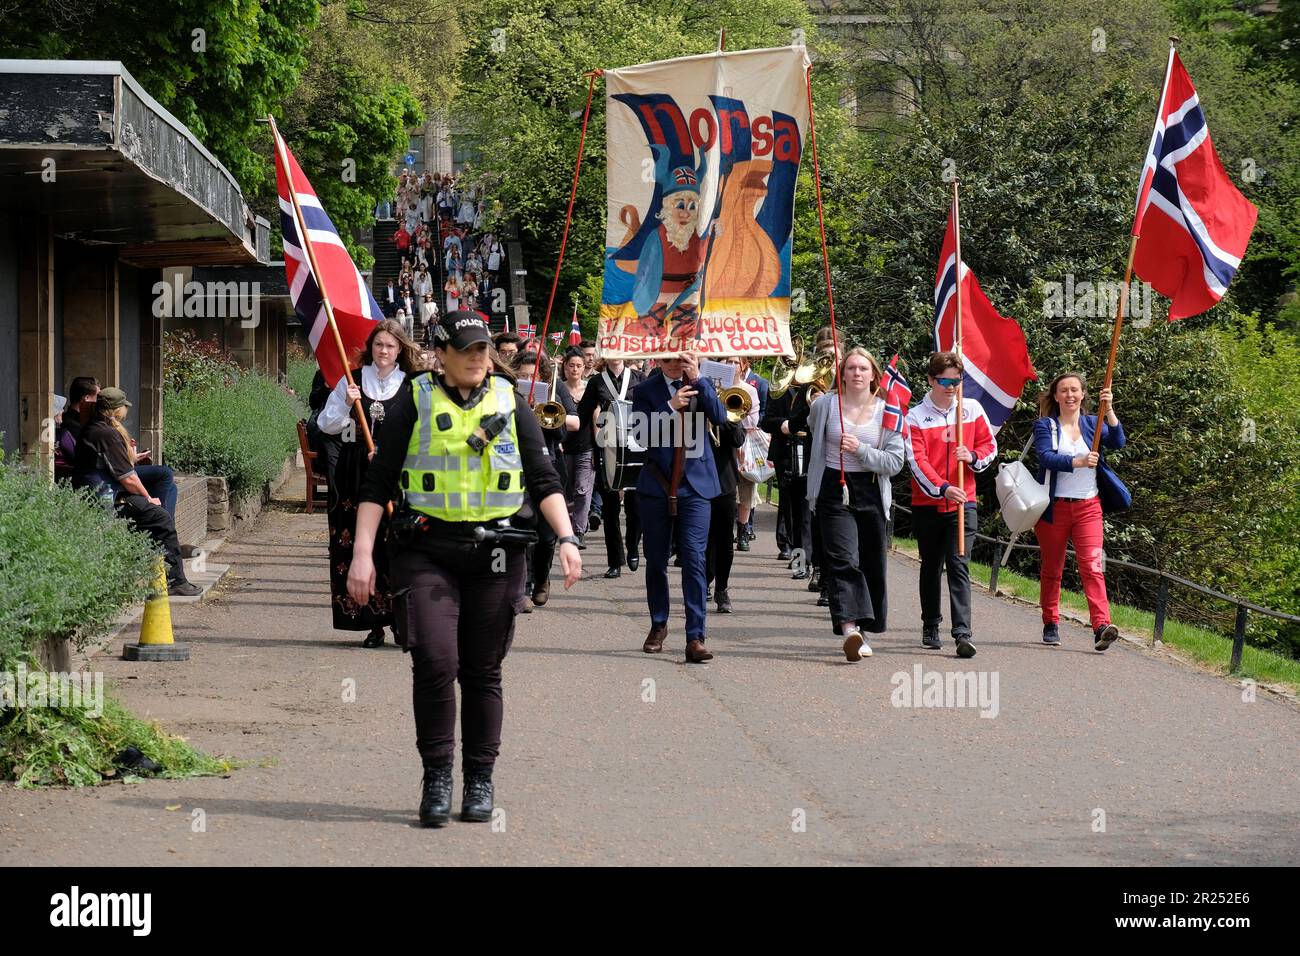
[122,558,191,661]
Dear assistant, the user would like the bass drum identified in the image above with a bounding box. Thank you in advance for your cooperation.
[600,441,644,491]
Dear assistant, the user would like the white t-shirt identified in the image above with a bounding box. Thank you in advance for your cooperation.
[1055,430,1099,499]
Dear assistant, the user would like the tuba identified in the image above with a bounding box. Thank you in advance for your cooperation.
[533,359,566,430]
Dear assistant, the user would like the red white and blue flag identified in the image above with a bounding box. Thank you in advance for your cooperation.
[274,124,383,388]
[568,307,583,346]
[882,354,911,433]
[933,206,1036,433]
[550,331,564,344]
[1131,50,1257,320]
[517,323,536,340]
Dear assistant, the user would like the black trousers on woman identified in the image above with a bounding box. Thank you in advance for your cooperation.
[598,486,641,570]
[705,491,737,592]
[816,469,888,635]
[390,543,526,770]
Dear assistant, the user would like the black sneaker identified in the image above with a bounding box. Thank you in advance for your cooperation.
[922,623,941,650]
[716,588,732,613]
[1094,624,1119,652]
[778,549,792,562]
[1043,623,1061,645]
[816,590,830,608]
[955,636,977,658]
[589,512,601,531]
[807,570,821,593]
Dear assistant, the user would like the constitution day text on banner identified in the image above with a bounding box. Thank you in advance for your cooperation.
[599,46,809,358]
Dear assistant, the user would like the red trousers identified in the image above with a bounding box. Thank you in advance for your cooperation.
[1036,496,1111,629]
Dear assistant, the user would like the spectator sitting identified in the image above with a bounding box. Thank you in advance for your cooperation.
[63,375,100,444]
[72,387,200,596]
[53,394,77,480]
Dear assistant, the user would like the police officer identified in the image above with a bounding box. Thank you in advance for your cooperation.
[348,311,581,828]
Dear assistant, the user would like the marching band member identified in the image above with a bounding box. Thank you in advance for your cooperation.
[634,351,729,663]
[514,349,567,608]
[557,347,596,545]
[705,357,749,613]
[1033,372,1129,651]
[806,348,905,661]
[578,356,645,578]
[347,311,581,828]
[318,319,420,647]
[905,351,997,658]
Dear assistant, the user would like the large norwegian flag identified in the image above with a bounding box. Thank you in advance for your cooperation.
[273,125,383,387]
[1132,50,1257,320]
[933,206,1036,433]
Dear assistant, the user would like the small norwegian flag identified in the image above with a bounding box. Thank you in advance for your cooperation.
[517,323,536,339]
[568,307,582,346]
[673,166,697,187]
[882,354,911,433]
[550,331,564,344]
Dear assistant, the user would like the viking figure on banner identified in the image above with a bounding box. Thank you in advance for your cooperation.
[630,143,710,338]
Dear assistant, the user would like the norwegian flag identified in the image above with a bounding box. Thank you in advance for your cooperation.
[517,323,536,339]
[1131,50,1257,320]
[882,354,911,433]
[568,307,583,346]
[933,205,1036,433]
[549,331,564,344]
[274,125,383,388]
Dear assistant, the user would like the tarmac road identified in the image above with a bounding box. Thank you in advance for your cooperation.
[3,475,1297,866]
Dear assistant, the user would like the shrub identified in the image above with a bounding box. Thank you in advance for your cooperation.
[0,455,230,788]
[165,373,306,498]
[0,455,154,665]
[162,330,241,394]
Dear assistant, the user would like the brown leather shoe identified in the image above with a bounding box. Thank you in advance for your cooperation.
[684,639,713,663]
[643,623,667,654]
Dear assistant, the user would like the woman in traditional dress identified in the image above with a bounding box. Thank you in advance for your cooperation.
[317,319,422,647]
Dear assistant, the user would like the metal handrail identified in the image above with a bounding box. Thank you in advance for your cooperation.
[887,503,1300,674]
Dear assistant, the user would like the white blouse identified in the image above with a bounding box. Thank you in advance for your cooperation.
[1055,430,1099,499]
[317,364,406,435]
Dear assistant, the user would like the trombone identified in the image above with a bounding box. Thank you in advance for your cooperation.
[533,350,566,430]
[718,385,754,423]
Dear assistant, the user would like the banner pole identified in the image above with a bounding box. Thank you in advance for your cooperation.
[531,69,601,404]
[269,115,375,456]
[805,65,849,503]
[952,179,965,554]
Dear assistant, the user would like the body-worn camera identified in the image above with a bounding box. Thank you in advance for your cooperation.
[467,411,510,453]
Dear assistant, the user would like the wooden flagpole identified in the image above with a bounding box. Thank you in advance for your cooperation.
[268,115,375,456]
[952,179,966,554]
[1092,37,1177,453]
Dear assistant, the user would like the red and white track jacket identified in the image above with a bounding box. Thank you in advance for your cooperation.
[906,393,997,513]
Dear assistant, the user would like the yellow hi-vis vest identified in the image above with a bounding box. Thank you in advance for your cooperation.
[401,374,525,520]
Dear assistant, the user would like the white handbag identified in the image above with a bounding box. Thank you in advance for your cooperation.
[996,434,1049,535]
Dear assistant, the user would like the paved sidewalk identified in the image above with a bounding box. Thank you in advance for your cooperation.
[3,473,1297,865]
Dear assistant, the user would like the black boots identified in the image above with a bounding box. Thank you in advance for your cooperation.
[462,766,494,822]
[419,762,454,827]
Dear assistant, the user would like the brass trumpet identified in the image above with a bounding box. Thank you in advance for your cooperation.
[719,385,753,423]
[533,359,566,430]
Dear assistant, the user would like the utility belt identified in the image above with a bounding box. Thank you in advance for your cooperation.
[388,506,538,557]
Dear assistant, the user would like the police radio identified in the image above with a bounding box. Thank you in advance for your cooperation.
[467,411,510,454]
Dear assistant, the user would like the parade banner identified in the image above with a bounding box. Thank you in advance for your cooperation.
[599,46,810,358]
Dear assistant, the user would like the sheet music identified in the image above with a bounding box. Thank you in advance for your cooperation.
[699,359,736,391]
[516,379,549,404]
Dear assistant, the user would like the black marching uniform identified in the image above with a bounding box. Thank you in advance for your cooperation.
[705,417,746,610]
[764,385,817,577]
[577,365,645,575]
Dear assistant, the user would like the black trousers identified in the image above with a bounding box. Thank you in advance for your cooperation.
[816,470,888,634]
[913,504,977,638]
[705,491,737,592]
[527,520,556,590]
[391,543,526,769]
[598,486,641,569]
[118,494,187,586]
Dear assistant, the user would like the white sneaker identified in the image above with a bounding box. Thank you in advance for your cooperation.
[842,630,869,662]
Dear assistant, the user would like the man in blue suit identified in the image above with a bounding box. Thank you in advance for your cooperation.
[633,352,729,663]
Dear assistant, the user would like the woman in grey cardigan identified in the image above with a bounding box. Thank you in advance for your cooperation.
[806,348,906,661]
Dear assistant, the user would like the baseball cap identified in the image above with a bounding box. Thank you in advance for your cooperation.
[434,311,492,350]
[96,387,131,410]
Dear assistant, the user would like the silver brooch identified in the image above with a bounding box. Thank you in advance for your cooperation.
[369,400,386,423]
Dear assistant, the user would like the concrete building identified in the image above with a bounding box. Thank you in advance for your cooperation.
[0,60,270,475]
